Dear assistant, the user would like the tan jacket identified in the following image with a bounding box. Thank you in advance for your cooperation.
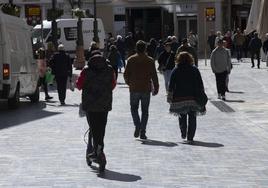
[124,53,159,93]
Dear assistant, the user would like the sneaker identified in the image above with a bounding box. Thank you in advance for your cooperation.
[45,96,53,100]
[134,127,140,138]
[251,65,255,68]
[140,130,147,140]
[222,95,226,101]
[60,101,65,105]
[217,94,221,99]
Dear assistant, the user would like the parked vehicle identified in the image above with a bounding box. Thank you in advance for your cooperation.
[0,10,39,108]
[32,18,106,58]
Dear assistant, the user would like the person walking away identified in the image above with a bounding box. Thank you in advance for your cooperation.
[233,29,245,62]
[177,38,198,67]
[210,39,232,100]
[223,31,232,50]
[51,44,72,105]
[223,40,232,92]
[214,31,223,48]
[147,38,157,60]
[155,40,165,60]
[157,41,175,93]
[168,52,207,144]
[243,30,252,58]
[125,32,136,58]
[207,30,216,53]
[37,48,53,101]
[248,32,262,69]
[171,36,180,53]
[188,31,198,50]
[124,40,159,139]
[108,45,121,79]
[85,42,99,62]
[116,35,126,69]
[263,33,268,67]
[76,50,116,171]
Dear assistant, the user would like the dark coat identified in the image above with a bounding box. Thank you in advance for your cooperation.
[51,51,72,78]
[116,39,126,56]
[169,63,204,102]
[157,51,175,71]
[82,55,114,112]
[263,39,268,54]
[147,42,157,59]
[108,49,120,68]
[248,37,262,52]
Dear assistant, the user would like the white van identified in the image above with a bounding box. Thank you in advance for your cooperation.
[0,10,40,108]
[32,18,106,58]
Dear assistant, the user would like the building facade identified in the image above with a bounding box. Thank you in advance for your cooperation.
[6,0,252,54]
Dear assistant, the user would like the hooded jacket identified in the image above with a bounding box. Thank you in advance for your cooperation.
[80,54,115,112]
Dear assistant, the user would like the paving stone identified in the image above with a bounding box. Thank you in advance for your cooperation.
[0,59,268,187]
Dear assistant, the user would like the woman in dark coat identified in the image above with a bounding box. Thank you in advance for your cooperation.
[167,52,207,143]
[108,45,121,79]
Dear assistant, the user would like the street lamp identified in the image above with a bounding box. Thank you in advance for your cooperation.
[93,0,99,43]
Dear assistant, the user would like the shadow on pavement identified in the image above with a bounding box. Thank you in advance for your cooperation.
[0,101,61,130]
[225,99,245,103]
[137,139,178,147]
[90,166,142,182]
[228,91,244,94]
[181,140,224,148]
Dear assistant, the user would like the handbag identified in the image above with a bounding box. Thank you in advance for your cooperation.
[196,89,208,107]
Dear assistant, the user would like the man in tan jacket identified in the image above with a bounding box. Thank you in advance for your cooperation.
[124,40,159,139]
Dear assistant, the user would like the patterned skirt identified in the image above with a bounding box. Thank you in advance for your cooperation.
[169,100,206,116]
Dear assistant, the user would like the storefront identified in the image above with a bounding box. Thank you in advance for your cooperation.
[12,0,64,26]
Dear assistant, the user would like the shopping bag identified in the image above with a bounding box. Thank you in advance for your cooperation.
[45,69,55,84]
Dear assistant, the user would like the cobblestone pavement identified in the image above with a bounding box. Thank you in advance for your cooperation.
[0,59,268,188]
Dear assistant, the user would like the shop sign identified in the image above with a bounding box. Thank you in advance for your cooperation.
[206,7,215,21]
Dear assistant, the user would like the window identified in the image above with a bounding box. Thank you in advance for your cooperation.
[64,27,78,41]
[114,15,126,21]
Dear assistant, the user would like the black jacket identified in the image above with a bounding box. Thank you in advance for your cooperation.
[51,51,72,77]
[169,63,204,102]
[82,54,114,112]
[263,39,268,54]
[248,37,262,52]
[157,51,175,71]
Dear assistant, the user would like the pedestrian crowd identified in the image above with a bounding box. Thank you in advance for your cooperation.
[208,29,268,69]
[35,29,268,172]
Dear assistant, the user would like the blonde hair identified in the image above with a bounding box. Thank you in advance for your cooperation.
[175,52,194,65]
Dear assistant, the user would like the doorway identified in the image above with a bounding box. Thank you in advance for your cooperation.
[177,16,197,39]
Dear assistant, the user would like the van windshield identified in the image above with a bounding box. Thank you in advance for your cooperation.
[32,28,51,44]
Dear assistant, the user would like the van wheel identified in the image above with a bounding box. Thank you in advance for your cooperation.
[8,85,20,109]
[29,86,40,103]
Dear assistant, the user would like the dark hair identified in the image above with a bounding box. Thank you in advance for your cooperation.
[182,38,188,44]
[176,52,194,65]
[136,40,147,53]
[37,48,46,59]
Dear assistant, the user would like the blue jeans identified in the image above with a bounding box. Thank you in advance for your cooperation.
[130,92,151,131]
[163,70,172,92]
